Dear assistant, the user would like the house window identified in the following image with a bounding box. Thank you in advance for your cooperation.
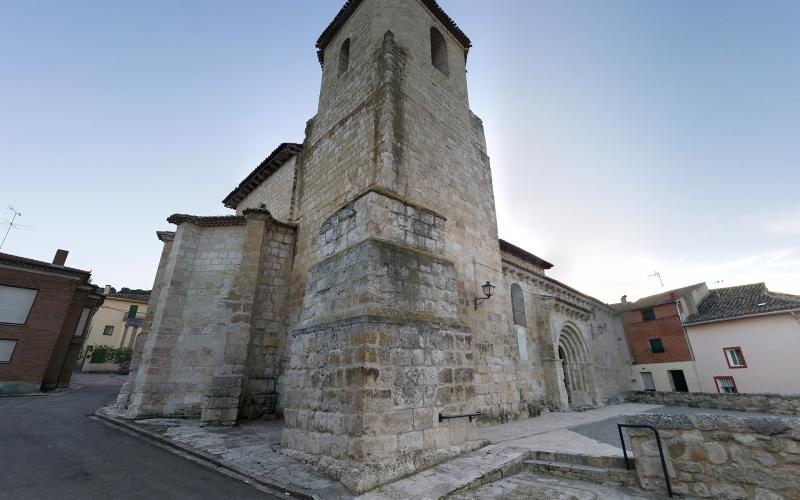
[510,283,526,327]
[723,347,747,368]
[103,325,114,336]
[648,338,665,353]
[127,305,138,319]
[715,376,738,394]
[641,308,656,321]
[338,38,350,76]
[430,27,449,75]
[0,339,17,363]
[0,285,38,325]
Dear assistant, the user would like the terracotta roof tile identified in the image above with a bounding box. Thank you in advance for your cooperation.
[0,251,91,277]
[684,283,800,325]
[611,283,706,312]
[499,239,554,270]
[108,292,150,304]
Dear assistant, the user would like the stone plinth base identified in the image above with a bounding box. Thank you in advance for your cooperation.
[201,375,244,426]
[279,438,488,494]
[281,314,479,493]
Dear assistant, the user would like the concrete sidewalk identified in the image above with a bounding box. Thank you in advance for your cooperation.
[96,403,663,499]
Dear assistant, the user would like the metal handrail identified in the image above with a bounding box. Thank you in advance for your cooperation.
[617,423,673,497]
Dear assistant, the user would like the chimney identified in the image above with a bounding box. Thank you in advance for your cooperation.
[620,295,627,304]
[52,249,69,266]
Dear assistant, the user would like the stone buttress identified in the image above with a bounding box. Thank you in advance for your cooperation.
[119,209,295,425]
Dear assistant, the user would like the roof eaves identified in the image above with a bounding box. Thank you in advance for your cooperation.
[222,143,303,209]
[498,239,554,270]
[315,0,472,66]
[684,308,800,326]
[0,252,92,278]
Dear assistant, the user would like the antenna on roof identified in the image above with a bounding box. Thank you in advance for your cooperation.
[647,271,664,288]
[0,206,33,250]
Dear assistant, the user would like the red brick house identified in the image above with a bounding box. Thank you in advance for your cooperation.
[0,250,104,394]
[613,283,709,393]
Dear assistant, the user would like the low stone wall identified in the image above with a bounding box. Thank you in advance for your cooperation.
[627,391,800,415]
[625,413,800,499]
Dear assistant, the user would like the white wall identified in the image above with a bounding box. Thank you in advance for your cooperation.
[687,313,800,394]
[630,361,701,392]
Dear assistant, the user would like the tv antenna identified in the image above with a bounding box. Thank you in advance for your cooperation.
[647,271,664,288]
[1,206,33,250]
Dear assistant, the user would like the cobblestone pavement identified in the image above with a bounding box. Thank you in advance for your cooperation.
[449,471,670,500]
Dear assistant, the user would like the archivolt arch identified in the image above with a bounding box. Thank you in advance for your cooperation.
[557,323,591,401]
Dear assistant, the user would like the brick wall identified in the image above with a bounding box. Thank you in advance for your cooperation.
[621,303,692,364]
[0,266,90,394]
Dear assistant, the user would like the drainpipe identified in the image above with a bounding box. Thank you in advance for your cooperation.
[677,299,703,393]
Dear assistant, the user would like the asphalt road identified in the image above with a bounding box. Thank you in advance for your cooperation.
[0,376,278,500]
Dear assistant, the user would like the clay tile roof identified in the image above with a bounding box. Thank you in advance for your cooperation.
[611,283,706,312]
[315,0,472,66]
[222,143,303,209]
[684,283,800,325]
[108,292,151,304]
[0,251,91,277]
[167,214,247,227]
[498,239,554,270]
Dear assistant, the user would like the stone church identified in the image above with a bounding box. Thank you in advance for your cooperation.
[116,0,632,492]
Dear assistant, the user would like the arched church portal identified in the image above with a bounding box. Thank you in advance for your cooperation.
[557,325,593,408]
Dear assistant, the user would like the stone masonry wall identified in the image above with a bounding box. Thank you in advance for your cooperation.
[236,156,297,222]
[127,212,295,421]
[286,0,532,428]
[282,177,482,492]
[282,316,478,494]
[628,391,800,415]
[242,222,295,419]
[625,413,800,499]
[117,232,173,410]
[160,224,247,416]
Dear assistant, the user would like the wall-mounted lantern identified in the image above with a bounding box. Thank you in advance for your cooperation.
[474,281,496,310]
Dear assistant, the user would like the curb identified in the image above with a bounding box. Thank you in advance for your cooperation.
[94,408,321,500]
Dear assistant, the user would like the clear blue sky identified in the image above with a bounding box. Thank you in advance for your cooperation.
[1,0,798,302]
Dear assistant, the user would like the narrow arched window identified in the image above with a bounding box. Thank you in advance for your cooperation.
[430,27,448,75]
[511,284,527,327]
[338,38,350,76]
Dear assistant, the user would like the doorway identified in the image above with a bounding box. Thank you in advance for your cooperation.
[558,346,572,406]
[669,370,689,392]
[641,371,656,391]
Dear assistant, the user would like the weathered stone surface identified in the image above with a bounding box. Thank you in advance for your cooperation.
[625,413,800,499]
[627,391,800,416]
[116,0,635,494]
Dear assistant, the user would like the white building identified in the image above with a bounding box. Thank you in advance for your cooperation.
[684,283,800,395]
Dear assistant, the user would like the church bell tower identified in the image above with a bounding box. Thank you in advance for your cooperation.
[281,0,506,493]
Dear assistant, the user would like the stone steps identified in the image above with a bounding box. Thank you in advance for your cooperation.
[524,451,638,488]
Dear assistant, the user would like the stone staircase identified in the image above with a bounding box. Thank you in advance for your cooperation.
[524,451,639,488]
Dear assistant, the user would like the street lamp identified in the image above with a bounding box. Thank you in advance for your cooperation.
[474,281,496,310]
